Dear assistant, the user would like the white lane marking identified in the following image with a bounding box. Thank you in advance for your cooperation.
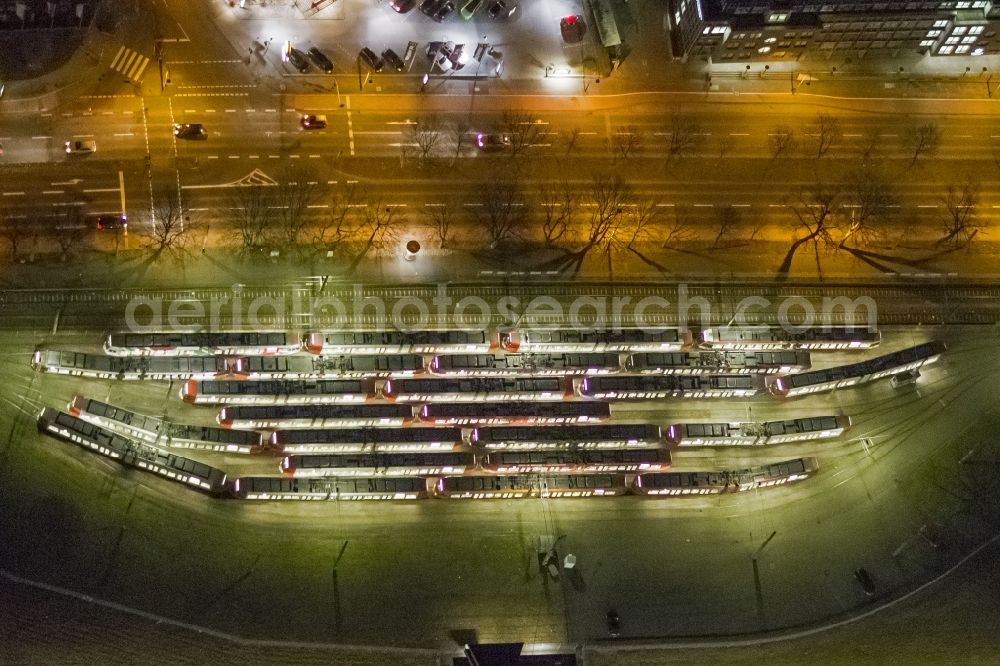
[269,155,280,158]
[31,136,51,140]
[42,190,64,195]
[114,132,135,137]
[309,154,321,158]
[83,188,119,193]
[2,192,25,196]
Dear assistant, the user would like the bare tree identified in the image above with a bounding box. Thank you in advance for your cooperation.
[768,125,797,160]
[229,182,272,253]
[449,118,472,161]
[561,127,582,155]
[666,113,703,161]
[347,191,402,271]
[811,113,842,158]
[481,177,526,248]
[712,205,742,249]
[538,182,576,248]
[611,125,644,160]
[839,167,899,248]
[145,190,189,257]
[857,125,884,165]
[423,202,455,249]
[406,115,445,161]
[790,182,840,247]
[53,207,86,261]
[272,164,320,248]
[939,179,984,248]
[617,198,662,251]
[661,207,697,249]
[579,174,632,255]
[310,182,360,253]
[500,108,540,158]
[0,213,30,261]
[905,121,941,167]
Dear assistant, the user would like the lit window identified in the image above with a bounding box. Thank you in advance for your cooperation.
[712,26,727,34]
[926,29,941,37]
[957,1,970,6]
[939,44,954,53]
[758,45,772,53]
[956,44,970,52]
[963,36,978,43]
[934,19,948,27]
[969,26,984,34]
[953,26,967,34]
[768,12,788,22]
[946,36,960,43]
[765,36,777,43]
[920,39,935,45]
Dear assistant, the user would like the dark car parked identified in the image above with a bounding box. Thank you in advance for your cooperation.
[287,47,311,72]
[359,47,384,72]
[434,0,455,20]
[382,48,405,72]
[308,47,334,73]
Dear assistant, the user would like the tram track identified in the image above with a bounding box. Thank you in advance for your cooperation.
[2,278,999,331]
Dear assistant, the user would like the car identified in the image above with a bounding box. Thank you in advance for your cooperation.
[560,14,587,43]
[173,123,206,140]
[434,0,456,20]
[65,139,96,154]
[300,114,327,129]
[382,48,405,72]
[359,47,384,72]
[449,43,470,69]
[854,568,875,596]
[308,47,334,73]
[477,132,511,152]
[459,0,482,19]
[419,0,442,15]
[94,213,127,231]
[606,610,621,638]
[428,41,455,72]
[487,0,515,17]
[287,47,311,73]
[390,0,416,11]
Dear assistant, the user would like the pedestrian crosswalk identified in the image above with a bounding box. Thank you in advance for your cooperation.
[110,46,150,84]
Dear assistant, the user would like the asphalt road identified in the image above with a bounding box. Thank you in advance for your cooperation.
[2,94,998,243]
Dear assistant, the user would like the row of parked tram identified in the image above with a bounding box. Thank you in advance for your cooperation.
[66,394,849,458]
[37,407,817,501]
[176,338,943,405]
[100,326,882,357]
[34,348,812,381]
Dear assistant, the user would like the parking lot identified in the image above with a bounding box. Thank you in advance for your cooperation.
[233,0,611,87]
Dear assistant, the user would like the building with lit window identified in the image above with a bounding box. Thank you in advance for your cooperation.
[667,0,1000,61]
